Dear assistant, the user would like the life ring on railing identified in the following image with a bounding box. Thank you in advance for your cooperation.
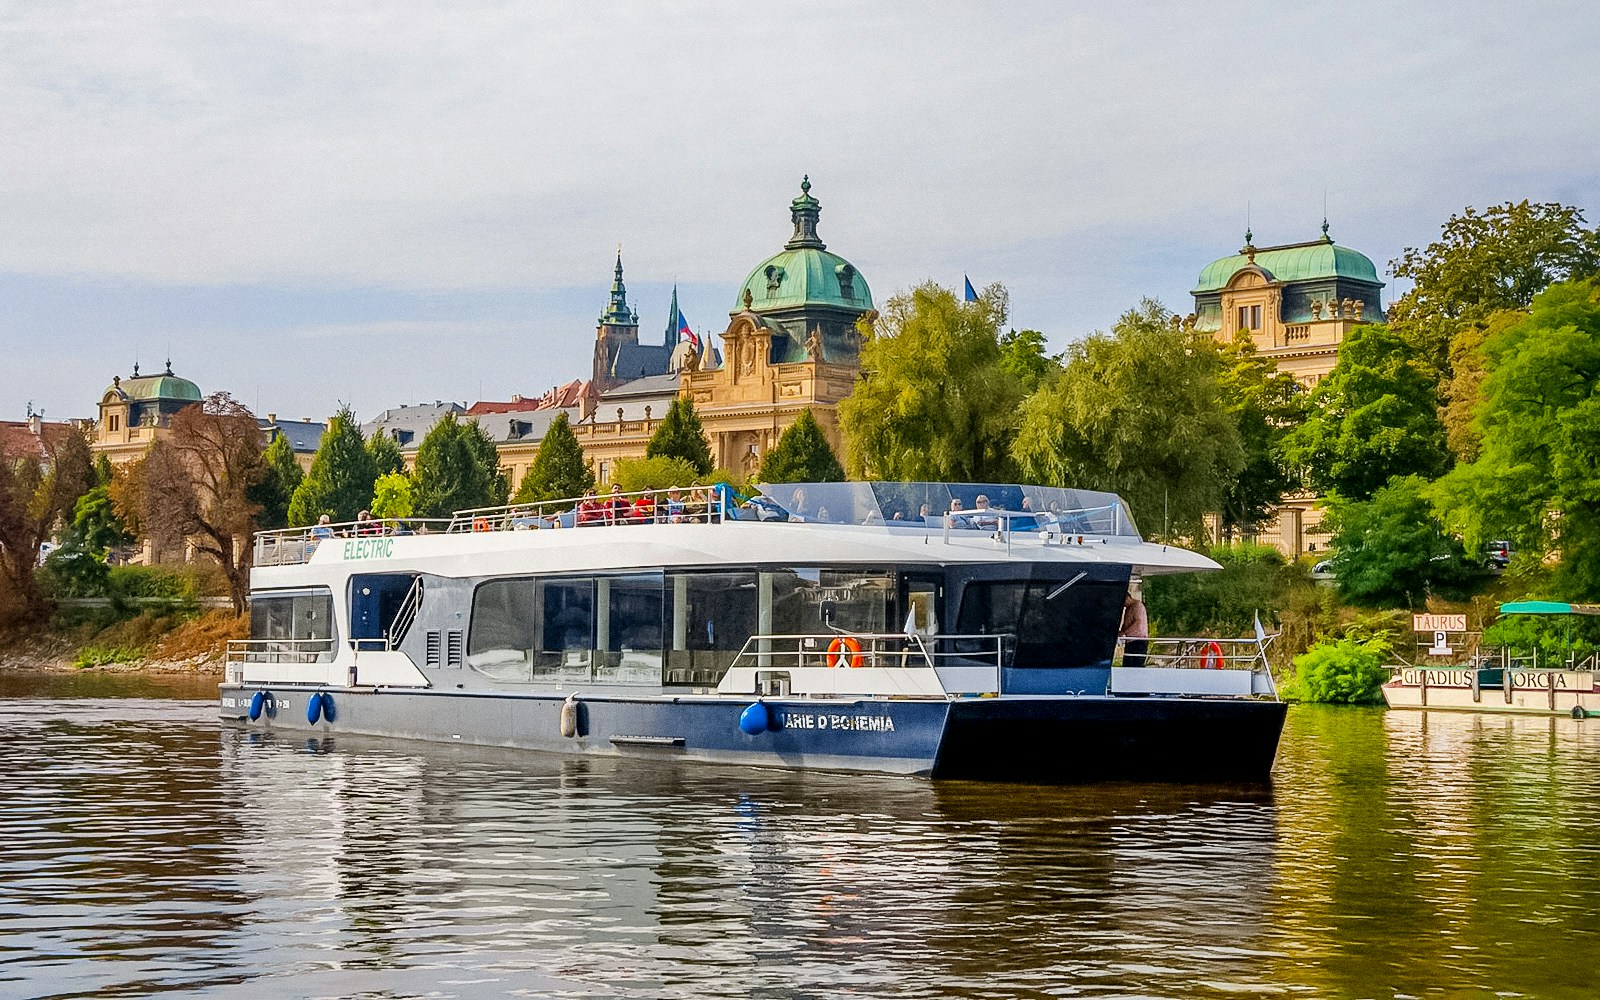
[1200,641,1226,670]
[472,517,492,533]
[827,636,864,669]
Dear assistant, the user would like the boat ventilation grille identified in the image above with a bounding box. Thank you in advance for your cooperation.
[426,631,442,668]
[446,630,465,669]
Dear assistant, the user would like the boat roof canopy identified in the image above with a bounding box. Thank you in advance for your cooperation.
[1498,600,1600,616]
[757,481,1139,537]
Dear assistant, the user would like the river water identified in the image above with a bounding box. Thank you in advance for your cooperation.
[2,675,1597,999]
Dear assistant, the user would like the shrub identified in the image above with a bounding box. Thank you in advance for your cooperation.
[1282,637,1390,704]
[107,565,202,603]
[72,644,147,669]
[1145,543,1304,637]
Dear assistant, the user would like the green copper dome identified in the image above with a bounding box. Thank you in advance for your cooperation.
[1193,235,1382,293]
[108,364,202,403]
[735,177,873,314]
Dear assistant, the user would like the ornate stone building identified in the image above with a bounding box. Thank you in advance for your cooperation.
[91,361,203,466]
[569,178,873,482]
[1192,224,1386,556]
[1192,223,1384,385]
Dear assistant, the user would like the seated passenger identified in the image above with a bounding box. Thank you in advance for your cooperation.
[576,492,605,526]
[665,489,686,523]
[970,494,1000,530]
[309,514,334,545]
[631,493,657,524]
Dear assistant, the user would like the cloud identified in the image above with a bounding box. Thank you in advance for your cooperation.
[2,2,1598,419]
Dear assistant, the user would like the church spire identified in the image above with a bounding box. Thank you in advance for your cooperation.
[785,175,826,251]
[600,248,637,327]
[664,285,681,348]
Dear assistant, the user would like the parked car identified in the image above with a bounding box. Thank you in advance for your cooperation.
[1486,540,1513,569]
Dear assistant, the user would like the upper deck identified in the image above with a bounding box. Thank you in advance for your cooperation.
[251,481,1216,579]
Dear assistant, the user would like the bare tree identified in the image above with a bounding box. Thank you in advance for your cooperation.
[140,393,266,615]
[0,425,96,622]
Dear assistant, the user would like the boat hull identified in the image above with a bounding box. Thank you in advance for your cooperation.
[220,685,1286,784]
[1383,665,1600,716]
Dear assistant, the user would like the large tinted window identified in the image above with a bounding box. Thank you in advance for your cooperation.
[469,579,536,656]
[249,588,336,661]
[599,572,663,684]
[768,568,893,635]
[957,578,1125,668]
[666,570,757,686]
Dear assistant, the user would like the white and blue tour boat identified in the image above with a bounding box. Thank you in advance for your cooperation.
[221,482,1286,783]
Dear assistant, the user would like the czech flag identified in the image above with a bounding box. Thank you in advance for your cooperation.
[679,311,701,351]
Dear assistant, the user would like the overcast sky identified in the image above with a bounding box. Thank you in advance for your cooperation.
[3,1,1597,422]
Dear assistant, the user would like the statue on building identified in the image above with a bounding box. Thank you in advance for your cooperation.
[805,327,823,362]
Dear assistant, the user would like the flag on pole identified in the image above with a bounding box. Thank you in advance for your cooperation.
[678,310,701,351]
[963,276,979,303]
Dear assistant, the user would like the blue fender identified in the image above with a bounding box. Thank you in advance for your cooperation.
[319,692,336,723]
[306,692,323,725]
[248,691,265,721]
[738,702,769,735]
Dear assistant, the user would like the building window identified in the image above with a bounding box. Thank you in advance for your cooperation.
[1251,304,1262,329]
[1237,304,1262,331]
[598,461,609,484]
[108,414,120,432]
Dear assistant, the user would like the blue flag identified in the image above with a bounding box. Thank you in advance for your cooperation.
[964,276,978,302]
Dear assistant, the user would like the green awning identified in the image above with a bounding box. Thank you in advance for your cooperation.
[1498,600,1600,616]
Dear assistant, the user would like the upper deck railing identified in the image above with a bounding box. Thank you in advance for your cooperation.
[249,482,1140,567]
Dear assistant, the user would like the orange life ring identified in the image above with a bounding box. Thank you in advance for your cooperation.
[472,517,492,533]
[1201,641,1226,670]
[827,636,864,669]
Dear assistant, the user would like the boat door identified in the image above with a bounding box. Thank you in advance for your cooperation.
[349,573,421,649]
[899,571,943,639]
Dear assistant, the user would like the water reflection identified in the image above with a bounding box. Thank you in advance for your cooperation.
[2,696,1599,998]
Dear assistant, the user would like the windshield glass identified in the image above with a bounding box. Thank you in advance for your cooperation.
[754,482,1138,537]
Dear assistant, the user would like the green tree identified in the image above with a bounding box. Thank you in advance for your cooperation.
[646,397,713,477]
[1390,200,1600,369]
[612,456,700,493]
[287,407,377,526]
[367,430,404,478]
[1218,337,1309,537]
[840,282,1023,482]
[1282,324,1449,502]
[369,472,415,519]
[1431,279,1600,598]
[71,482,134,558]
[412,414,504,518]
[0,425,96,621]
[998,328,1060,394]
[1323,475,1474,608]
[758,410,846,483]
[1012,299,1243,540]
[249,433,303,530]
[512,412,595,504]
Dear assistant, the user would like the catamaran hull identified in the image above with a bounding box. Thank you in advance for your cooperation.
[219,685,1286,784]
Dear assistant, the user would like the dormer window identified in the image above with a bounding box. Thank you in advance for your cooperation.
[836,263,856,300]
[1237,304,1262,331]
[108,414,120,432]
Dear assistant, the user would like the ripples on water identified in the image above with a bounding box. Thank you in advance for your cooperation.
[0,684,1597,999]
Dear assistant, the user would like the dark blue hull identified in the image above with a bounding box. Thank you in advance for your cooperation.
[220,685,1286,784]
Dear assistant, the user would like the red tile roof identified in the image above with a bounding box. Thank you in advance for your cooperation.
[0,420,77,462]
[468,379,589,415]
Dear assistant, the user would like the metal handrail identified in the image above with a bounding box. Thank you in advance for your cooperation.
[448,486,731,533]
[253,518,453,566]
[939,503,1125,554]
[729,632,1012,671]
[1129,636,1273,670]
[225,637,335,664]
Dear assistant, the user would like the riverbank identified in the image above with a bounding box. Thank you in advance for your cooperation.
[0,608,243,675]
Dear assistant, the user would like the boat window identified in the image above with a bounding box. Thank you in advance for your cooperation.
[766,568,894,635]
[469,579,536,675]
[957,578,1125,669]
[249,588,336,662]
[535,578,595,679]
[598,572,663,684]
[666,570,757,687]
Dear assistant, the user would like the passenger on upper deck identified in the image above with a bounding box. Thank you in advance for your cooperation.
[309,514,334,546]
[576,491,606,526]
[631,492,657,524]
[665,489,686,523]
[970,494,1000,530]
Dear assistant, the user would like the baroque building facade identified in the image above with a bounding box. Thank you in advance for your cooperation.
[1192,223,1384,385]
[1193,224,1385,555]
